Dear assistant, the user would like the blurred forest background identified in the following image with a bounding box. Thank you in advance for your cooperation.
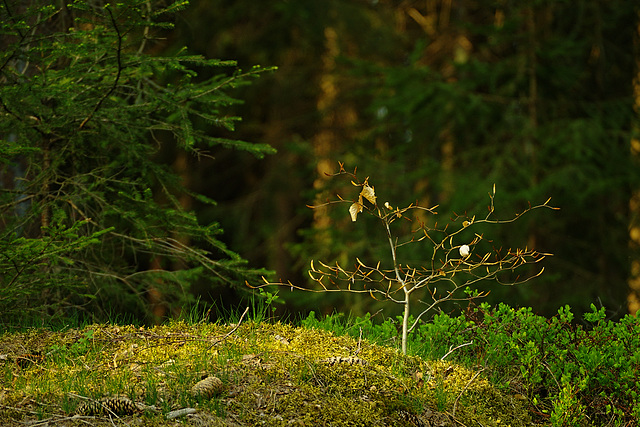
[1,0,639,326]
[173,0,640,320]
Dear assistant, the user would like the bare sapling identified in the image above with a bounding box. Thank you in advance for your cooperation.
[252,162,558,354]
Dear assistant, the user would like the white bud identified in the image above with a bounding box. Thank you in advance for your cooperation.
[459,245,470,258]
[384,201,391,209]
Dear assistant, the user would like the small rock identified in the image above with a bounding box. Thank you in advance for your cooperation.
[166,407,197,419]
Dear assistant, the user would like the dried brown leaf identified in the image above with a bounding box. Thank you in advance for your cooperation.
[361,183,376,205]
[349,202,363,222]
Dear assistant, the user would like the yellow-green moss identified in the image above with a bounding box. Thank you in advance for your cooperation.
[0,321,540,426]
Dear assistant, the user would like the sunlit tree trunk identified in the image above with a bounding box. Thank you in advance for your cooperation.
[405,0,464,210]
[524,5,540,286]
[628,13,640,316]
[312,26,340,233]
[311,25,368,313]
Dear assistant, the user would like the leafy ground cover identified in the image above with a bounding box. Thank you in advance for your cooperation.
[303,303,640,426]
[0,312,534,426]
[1,302,637,426]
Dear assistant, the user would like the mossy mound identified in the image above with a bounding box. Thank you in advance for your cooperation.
[0,320,538,426]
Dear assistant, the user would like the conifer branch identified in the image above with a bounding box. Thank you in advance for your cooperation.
[78,6,123,130]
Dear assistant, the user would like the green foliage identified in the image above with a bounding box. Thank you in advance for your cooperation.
[152,0,638,320]
[0,216,110,321]
[0,0,274,324]
[290,0,639,318]
[48,329,94,363]
[250,287,284,322]
[307,303,640,426]
[461,303,640,426]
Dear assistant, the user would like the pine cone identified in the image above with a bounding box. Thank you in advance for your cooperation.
[190,375,224,399]
[75,396,138,416]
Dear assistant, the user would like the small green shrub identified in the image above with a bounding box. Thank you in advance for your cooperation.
[48,330,95,363]
[307,303,640,425]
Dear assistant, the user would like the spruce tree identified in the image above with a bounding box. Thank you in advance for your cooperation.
[0,0,275,324]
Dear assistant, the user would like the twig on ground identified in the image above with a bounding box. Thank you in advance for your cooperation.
[354,327,363,356]
[452,367,486,419]
[441,341,474,360]
[209,306,249,348]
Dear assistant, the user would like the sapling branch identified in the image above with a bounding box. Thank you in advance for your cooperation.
[250,163,557,354]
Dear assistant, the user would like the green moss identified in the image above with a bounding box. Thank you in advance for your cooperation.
[0,321,539,426]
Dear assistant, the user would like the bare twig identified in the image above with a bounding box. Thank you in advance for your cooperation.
[441,341,474,361]
[254,163,555,354]
[209,306,249,348]
[452,367,486,419]
[354,327,363,356]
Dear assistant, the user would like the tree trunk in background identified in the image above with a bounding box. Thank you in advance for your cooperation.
[312,26,340,235]
[163,0,639,319]
[525,5,540,297]
[629,14,640,316]
[172,150,192,272]
[406,1,466,213]
[147,150,192,323]
[40,138,51,232]
[148,256,167,321]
